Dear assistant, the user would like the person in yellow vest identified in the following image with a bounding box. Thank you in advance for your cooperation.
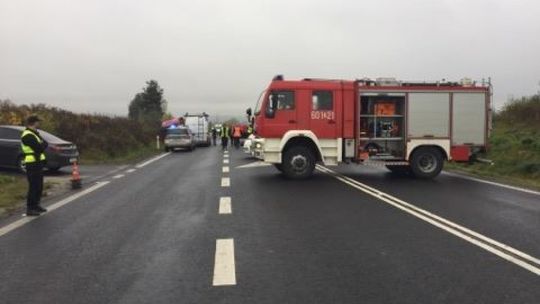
[220,124,230,151]
[21,115,48,216]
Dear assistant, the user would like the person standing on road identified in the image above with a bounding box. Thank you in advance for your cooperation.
[220,124,230,151]
[232,125,242,149]
[211,127,217,146]
[21,115,48,216]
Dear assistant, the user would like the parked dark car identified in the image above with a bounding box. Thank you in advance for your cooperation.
[0,125,79,172]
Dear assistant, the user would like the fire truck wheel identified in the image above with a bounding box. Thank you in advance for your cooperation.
[274,164,283,172]
[282,146,315,179]
[386,165,412,175]
[410,147,443,179]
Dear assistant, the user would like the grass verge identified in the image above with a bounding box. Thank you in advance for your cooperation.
[0,175,58,218]
[0,175,27,216]
[445,119,540,191]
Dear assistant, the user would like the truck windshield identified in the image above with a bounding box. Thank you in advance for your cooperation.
[254,90,266,115]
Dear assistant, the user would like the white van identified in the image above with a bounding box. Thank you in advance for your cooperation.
[184,114,211,146]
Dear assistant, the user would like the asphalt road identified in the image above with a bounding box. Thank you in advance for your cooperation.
[0,146,538,303]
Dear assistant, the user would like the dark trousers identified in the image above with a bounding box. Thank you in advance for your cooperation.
[233,137,240,149]
[212,136,217,146]
[26,163,44,208]
[221,137,229,150]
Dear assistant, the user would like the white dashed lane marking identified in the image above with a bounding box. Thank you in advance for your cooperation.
[219,197,232,214]
[223,166,229,173]
[112,174,125,179]
[223,159,229,164]
[125,169,136,173]
[221,177,230,187]
[213,239,236,286]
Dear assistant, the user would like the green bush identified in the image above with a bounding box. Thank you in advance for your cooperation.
[0,100,159,160]
[495,94,540,128]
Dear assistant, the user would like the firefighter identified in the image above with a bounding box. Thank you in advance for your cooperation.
[220,124,230,151]
[232,125,242,149]
[21,115,48,216]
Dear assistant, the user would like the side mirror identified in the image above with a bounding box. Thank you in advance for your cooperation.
[265,106,275,118]
[271,96,278,109]
[265,94,277,118]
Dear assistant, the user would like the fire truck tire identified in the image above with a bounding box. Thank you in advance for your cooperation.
[386,165,412,175]
[282,146,315,179]
[410,147,443,179]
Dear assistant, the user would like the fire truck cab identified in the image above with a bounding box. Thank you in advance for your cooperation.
[249,75,492,179]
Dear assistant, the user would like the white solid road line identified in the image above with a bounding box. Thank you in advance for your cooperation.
[316,165,540,276]
[213,239,236,286]
[112,174,125,179]
[125,169,136,173]
[219,197,232,214]
[223,166,230,173]
[221,177,230,187]
[443,171,540,196]
[223,159,229,164]
[0,181,110,238]
[135,152,171,168]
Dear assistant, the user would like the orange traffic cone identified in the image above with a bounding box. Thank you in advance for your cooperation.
[71,161,82,189]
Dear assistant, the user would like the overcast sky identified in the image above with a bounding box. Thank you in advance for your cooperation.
[1,0,539,117]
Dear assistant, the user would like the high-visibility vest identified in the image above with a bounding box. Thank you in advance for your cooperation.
[247,126,253,134]
[21,129,46,164]
[220,127,230,138]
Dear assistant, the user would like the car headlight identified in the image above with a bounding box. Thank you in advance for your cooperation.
[255,142,262,149]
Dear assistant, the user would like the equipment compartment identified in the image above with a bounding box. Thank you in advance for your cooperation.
[359,94,406,160]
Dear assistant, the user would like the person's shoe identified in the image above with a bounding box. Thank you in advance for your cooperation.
[35,205,47,213]
[25,209,41,216]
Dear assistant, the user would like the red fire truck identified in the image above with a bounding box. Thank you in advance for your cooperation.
[247,75,492,179]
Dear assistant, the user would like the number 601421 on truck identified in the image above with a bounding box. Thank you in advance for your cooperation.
[246,75,492,179]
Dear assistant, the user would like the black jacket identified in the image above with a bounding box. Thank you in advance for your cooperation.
[21,128,48,163]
